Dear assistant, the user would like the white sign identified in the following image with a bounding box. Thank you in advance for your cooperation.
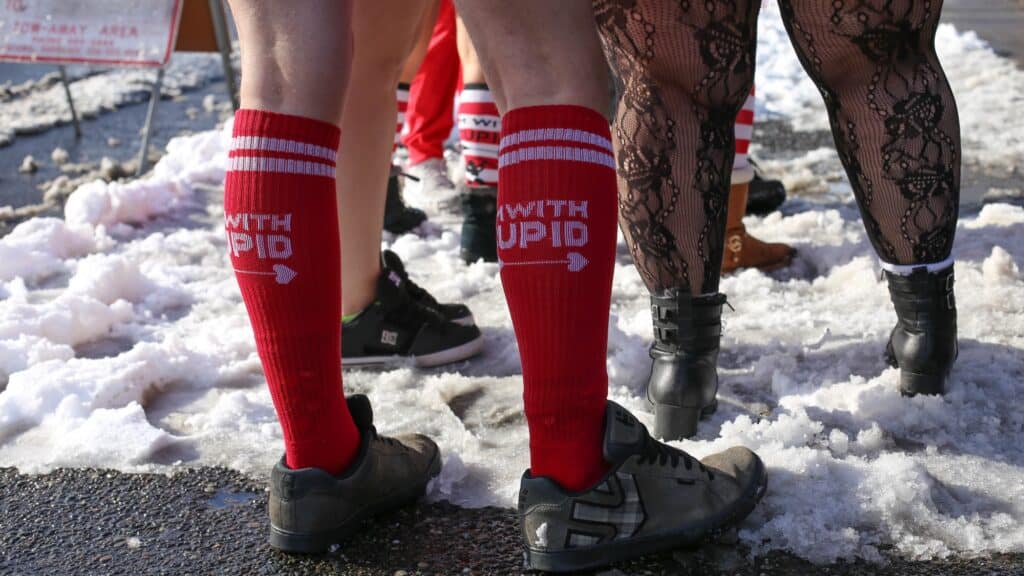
[0,0,183,67]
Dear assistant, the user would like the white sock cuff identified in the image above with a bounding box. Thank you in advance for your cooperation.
[879,255,954,276]
[731,164,754,185]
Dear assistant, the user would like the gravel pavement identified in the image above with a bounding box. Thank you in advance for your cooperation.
[1,467,1022,576]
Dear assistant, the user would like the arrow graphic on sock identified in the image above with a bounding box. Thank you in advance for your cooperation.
[499,252,589,272]
[234,264,298,285]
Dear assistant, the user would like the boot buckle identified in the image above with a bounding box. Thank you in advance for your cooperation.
[726,234,743,254]
[945,274,955,310]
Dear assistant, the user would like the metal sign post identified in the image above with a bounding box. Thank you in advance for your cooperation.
[1,0,239,176]
[57,65,82,138]
[209,0,239,111]
[136,67,165,175]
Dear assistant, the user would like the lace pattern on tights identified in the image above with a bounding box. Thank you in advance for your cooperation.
[595,0,960,290]
[595,0,759,293]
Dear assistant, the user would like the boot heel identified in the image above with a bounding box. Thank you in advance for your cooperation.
[653,403,700,441]
[900,370,946,397]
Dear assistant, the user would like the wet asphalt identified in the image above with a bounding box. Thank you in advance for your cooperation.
[2,467,1022,576]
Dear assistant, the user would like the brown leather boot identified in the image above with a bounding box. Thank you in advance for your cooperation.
[722,182,795,274]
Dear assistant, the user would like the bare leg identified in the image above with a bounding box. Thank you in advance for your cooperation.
[455,0,607,113]
[231,0,352,120]
[457,0,615,491]
[225,0,359,473]
[456,15,486,85]
[400,0,442,85]
[339,0,430,315]
[456,4,769,564]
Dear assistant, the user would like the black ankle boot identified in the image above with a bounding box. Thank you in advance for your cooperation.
[883,265,958,396]
[384,167,427,235]
[647,291,726,440]
[459,186,497,263]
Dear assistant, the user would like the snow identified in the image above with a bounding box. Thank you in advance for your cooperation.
[0,6,1023,567]
[0,54,224,147]
[755,3,1024,172]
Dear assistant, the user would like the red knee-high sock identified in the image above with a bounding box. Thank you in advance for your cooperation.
[458,83,500,188]
[225,109,359,475]
[498,105,617,491]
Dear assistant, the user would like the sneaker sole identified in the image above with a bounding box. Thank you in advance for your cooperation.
[269,448,443,554]
[342,333,485,369]
[524,454,768,573]
[452,314,475,327]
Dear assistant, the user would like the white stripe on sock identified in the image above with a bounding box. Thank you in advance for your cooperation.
[459,89,495,104]
[500,128,613,153]
[499,145,615,170]
[462,141,500,155]
[227,155,335,177]
[230,136,336,162]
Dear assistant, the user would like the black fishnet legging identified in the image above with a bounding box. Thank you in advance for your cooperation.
[595,0,961,294]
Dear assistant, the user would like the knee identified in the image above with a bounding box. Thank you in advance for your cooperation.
[648,68,754,120]
[496,55,610,115]
[806,27,936,93]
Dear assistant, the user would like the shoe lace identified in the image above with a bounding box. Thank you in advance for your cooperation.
[384,289,448,332]
[639,436,713,479]
[398,269,439,308]
[370,426,408,451]
[386,253,441,309]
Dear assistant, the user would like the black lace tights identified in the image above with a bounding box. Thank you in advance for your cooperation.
[595,0,960,294]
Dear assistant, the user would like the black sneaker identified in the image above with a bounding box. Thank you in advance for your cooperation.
[384,166,427,235]
[459,184,497,264]
[746,158,787,216]
[269,395,442,553]
[382,249,474,326]
[519,401,767,573]
[342,260,484,367]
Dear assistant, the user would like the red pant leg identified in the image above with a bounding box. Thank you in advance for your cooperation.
[404,0,459,166]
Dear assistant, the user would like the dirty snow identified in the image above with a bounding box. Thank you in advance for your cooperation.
[0,54,223,147]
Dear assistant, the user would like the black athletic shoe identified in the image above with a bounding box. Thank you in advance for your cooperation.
[269,395,442,553]
[384,166,427,235]
[519,401,767,573]
[381,249,474,326]
[459,184,498,264]
[342,260,483,367]
[746,158,787,216]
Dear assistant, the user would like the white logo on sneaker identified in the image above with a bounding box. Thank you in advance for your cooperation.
[569,473,644,544]
[381,330,399,346]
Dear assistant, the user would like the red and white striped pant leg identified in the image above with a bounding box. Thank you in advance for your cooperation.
[458,84,500,188]
[732,85,755,185]
[395,83,410,153]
